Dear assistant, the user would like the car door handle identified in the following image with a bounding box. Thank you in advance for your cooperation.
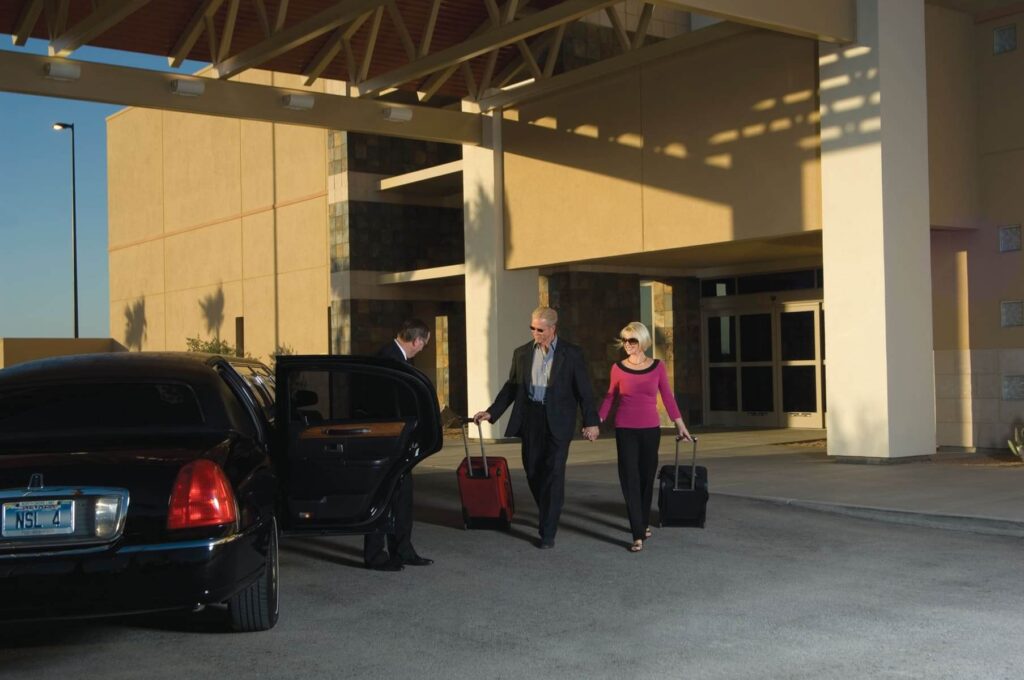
[322,427,371,436]
[323,443,345,454]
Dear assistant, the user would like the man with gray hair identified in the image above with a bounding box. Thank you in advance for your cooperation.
[474,306,600,548]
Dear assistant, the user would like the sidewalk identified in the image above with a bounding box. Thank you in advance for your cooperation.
[421,427,1024,537]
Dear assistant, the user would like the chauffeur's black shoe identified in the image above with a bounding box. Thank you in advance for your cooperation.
[537,538,555,549]
[368,559,405,572]
[403,555,434,566]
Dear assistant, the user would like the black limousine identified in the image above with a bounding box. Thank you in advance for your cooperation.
[0,352,441,631]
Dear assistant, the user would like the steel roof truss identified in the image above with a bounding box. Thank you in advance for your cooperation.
[48,0,151,57]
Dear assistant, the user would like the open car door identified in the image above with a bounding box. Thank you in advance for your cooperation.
[275,355,441,533]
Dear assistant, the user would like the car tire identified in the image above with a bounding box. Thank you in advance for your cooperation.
[228,516,280,632]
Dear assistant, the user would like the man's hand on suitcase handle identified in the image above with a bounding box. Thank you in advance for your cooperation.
[472,411,491,424]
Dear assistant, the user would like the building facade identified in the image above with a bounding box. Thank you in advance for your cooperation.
[106,2,1024,456]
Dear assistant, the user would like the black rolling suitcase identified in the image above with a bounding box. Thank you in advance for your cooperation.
[657,436,708,528]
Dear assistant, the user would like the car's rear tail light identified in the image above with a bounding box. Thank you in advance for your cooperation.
[167,459,238,530]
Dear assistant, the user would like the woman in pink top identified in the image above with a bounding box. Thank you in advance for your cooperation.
[598,322,692,552]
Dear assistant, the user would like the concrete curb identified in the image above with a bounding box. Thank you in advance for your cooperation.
[714,492,1024,539]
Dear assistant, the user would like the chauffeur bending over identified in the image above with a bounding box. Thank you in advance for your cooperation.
[364,318,434,571]
[474,306,600,549]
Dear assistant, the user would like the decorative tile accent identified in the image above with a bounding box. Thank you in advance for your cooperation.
[1003,375,1024,400]
[1001,300,1024,327]
[999,225,1021,252]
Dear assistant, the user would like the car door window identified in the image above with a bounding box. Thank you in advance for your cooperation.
[281,366,419,528]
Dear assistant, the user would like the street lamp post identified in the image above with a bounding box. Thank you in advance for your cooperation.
[53,122,79,339]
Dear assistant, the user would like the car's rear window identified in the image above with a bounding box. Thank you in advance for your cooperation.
[0,382,205,433]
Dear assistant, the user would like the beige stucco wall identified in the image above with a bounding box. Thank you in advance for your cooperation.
[929,9,1024,448]
[925,5,980,230]
[502,30,821,269]
[107,70,328,362]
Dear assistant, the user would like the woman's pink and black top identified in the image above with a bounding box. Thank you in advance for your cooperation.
[598,359,682,429]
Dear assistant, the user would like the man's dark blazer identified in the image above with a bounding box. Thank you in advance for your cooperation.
[486,338,599,442]
[378,340,406,363]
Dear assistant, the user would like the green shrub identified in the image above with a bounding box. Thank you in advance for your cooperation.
[1009,426,1024,460]
[185,336,250,358]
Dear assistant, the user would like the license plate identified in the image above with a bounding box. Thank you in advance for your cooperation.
[2,499,75,538]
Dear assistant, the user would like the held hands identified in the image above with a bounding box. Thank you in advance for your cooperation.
[581,425,600,442]
[472,411,491,424]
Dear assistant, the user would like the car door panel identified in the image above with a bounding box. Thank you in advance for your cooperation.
[276,356,440,532]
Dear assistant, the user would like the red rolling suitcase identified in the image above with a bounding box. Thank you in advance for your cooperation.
[456,419,515,530]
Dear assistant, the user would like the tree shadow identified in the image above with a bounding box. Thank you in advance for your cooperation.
[123,296,147,350]
[199,285,226,340]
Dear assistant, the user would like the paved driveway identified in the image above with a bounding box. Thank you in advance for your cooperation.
[2,464,1021,680]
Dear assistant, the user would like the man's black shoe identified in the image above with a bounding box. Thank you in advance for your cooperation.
[367,560,404,572]
[537,539,555,549]
[403,555,434,567]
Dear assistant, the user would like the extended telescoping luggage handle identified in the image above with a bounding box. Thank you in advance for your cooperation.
[673,435,699,491]
[461,417,490,478]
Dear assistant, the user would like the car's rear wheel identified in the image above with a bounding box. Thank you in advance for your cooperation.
[228,516,279,632]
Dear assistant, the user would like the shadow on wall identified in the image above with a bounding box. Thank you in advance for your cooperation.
[123,296,147,350]
[199,285,226,340]
[499,30,881,256]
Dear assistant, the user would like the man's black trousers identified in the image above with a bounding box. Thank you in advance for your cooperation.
[363,473,415,566]
[522,401,572,542]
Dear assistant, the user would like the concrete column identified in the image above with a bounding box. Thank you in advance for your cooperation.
[463,108,539,439]
[820,0,935,458]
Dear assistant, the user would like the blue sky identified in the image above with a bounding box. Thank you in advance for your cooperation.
[0,40,204,339]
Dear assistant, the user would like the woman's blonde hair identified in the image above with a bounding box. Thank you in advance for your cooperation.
[615,321,651,351]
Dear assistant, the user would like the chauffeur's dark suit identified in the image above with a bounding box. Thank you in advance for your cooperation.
[486,337,599,543]
[363,340,419,568]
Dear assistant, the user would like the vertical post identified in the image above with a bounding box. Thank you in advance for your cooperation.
[819,0,935,458]
[70,123,78,339]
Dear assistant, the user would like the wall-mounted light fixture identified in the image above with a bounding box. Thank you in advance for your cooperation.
[170,78,205,97]
[44,61,81,81]
[382,106,413,123]
[282,93,314,110]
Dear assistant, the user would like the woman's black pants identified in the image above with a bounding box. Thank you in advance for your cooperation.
[615,427,662,541]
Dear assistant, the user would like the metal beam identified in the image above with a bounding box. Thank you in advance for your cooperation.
[11,0,44,46]
[478,21,752,111]
[168,0,225,68]
[48,0,151,57]
[631,2,654,49]
[355,0,617,96]
[418,0,442,57]
[218,0,241,63]
[0,51,482,145]
[651,0,855,43]
[214,0,388,79]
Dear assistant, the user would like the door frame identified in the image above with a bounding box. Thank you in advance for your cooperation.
[702,291,824,429]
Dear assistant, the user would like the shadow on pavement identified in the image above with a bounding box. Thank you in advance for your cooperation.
[281,536,364,569]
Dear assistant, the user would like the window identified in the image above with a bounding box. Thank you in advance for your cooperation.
[1001,300,1024,327]
[999,225,1021,253]
[994,24,1017,55]
[0,382,204,435]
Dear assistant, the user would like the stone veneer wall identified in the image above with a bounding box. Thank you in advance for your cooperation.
[346,299,466,415]
[348,202,463,272]
[347,132,461,175]
[664,277,703,426]
[934,348,1024,449]
[542,271,641,435]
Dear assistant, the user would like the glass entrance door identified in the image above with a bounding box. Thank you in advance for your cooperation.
[703,300,823,428]
[778,302,823,428]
